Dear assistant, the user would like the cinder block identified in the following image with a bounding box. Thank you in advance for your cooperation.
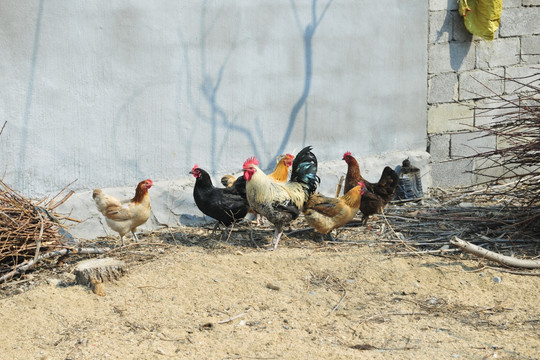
[497,135,515,151]
[505,66,540,94]
[472,157,506,185]
[429,10,453,43]
[429,0,459,11]
[451,131,496,158]
[452,11,475,42]
[503,0,523,7]
[474,95,519,127]
[500,8,540,37]
[428,134,451,160]
[497,131,535,151]
[522,35,540,65]
[458,68,504,100]
[431,158,474,187]
[476,38,520,68]
[428,102,475,134]
[428,72,458,104]
[428,42,475,74]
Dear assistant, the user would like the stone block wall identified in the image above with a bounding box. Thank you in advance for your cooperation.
[427,1,540,188]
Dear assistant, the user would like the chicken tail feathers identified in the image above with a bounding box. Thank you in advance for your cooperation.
[375,166,400,203]
[381,166,399,183]
[290,146,320,196]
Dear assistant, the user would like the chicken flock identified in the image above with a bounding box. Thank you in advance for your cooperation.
[93,147,401,250]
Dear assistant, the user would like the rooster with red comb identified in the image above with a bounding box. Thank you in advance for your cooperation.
[243,146,319,250]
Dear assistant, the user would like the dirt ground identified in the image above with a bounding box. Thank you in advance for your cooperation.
[1,221,539,360]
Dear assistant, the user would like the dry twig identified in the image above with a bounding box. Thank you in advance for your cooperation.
[0,179,78,282]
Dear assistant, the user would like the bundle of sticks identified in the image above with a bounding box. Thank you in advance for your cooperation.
[459,71,540,232]
[0,179,76,279]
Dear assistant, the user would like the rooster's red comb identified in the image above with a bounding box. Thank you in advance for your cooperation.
[343,151,352,157]
[191,164,199,172]
[285,153,294,159]
[243,157,259,169]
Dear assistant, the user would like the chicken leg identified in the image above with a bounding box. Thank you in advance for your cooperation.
[271,228,283,251]
[212,222,221,234]
[132,231,140,242]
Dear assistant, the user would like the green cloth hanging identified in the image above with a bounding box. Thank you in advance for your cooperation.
[459,0,502,41]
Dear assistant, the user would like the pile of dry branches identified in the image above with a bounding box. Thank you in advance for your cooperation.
[382,74,539,267]
[0,179,75,282]
[460,71,540,234]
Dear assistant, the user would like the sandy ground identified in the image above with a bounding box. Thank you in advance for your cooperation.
[1,223,539,360]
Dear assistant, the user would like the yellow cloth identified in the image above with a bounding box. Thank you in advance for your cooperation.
[459,0,502,41]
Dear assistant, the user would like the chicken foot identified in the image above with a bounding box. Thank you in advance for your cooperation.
[212,222,221,234]
[270,229,283,251]
[360,215,369,225]
[326,232,337,242]
[117,231,139,247]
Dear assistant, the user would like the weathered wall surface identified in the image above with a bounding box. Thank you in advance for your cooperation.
[427,0,540,187]
[0,0,428,197]
[1,1,430,239]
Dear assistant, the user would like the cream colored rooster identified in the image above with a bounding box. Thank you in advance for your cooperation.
[243,146,319,250]
[222,153,294,225]
[93,179,153,246]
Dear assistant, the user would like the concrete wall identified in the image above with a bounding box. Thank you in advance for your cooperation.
[0,0,428,197]
[0,1,429,239]
[427,0,540,187]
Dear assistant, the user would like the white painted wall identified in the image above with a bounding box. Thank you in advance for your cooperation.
[1,1,428,237]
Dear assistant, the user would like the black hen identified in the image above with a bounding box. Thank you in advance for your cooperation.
[190,165,249,231]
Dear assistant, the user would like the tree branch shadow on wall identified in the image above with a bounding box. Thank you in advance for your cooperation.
[178,1,262,174]
[177,0,333,175]
[271,0,333,168]
[18,0,44,189]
